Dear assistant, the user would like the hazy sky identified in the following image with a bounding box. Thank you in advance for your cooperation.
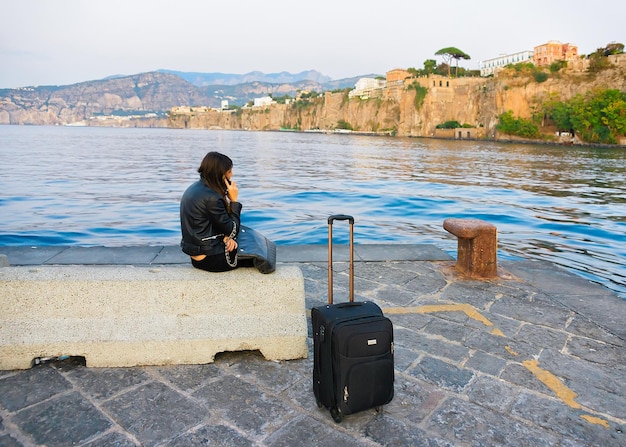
[1,0,624,88]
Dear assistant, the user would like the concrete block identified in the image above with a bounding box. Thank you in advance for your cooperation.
[0,265,308,370]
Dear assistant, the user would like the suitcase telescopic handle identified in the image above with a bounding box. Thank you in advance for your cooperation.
[328,215,355,304]
[328,214,354,225]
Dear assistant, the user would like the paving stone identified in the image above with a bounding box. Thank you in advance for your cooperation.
[0,367,72,412]
[565,314,626,347]
[193,375,294,437]
[565,334,626,367]
[65,366,150,400]
[166,424,255,447]
[511,391,625,446]
[421,316,477,344]
[403,271,448,296]
[489,293,574,330]
[537,349,626,421]
[512,323,569,351]
[283,373,317,414]
[440,279,528,311]
[549,292,626,339]
[102,381,206,447]
[13,392,112,447]
[427,397,561,447]
[464,329,539,361]
[263,415,364,447]
[373,284,421,306]
[409,333,471,363]
[150,245,188,264]
[82,432,138,447]
[365,415,454,447]
[477,311,524,338]
[500,362,555,395]
[217,351,309,396]
[353,261,420,287]
[393,326,424,351]
[388,312,435,331]
[0,434,22,447]
[152,363,222,392]
[0,246,66,265]
[464,351,507,376]
[501,259,603,297]
[466,375,521,412]
[385,376,446,423]
[394,343,421,372]
[353,276,383,298]
[409,356,475,393]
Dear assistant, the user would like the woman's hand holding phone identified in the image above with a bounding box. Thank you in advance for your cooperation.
[224,176,238,202]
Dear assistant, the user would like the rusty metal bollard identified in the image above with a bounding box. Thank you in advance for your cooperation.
[443,218,497,278]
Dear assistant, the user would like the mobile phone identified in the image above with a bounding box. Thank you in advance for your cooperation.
[224,176,232,185]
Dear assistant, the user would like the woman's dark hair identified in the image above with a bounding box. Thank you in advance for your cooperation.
[198,151,233,196]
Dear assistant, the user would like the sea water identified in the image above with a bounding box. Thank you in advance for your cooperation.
[1,125,624,298]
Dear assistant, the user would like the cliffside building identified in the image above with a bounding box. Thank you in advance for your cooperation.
[533,41,578,66]
[348,77,386,99]
[480,50,534,77]
[253,96,274,108]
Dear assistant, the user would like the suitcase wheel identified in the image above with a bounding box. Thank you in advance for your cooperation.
[330,407,342,423]
[315,398,323,409]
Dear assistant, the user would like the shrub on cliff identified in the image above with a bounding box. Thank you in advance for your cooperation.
[541,88,626,144]
[496,111,540,138]
[407,82,428,109]
[569,89,626,144]
[436,120,460,129]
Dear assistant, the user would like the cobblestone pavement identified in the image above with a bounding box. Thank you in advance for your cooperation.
[0,245,624,446]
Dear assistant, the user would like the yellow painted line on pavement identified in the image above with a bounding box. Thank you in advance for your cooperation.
[522,359,582,409]
[580,414,610,429]
[522,359,610,429]
[384,303,611,429]
[504,345,519,356]
[383,303,506,337]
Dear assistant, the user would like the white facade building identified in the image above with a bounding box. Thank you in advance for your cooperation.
[480,50,534,76]
[348,78,386,99]
[253,96,274,107]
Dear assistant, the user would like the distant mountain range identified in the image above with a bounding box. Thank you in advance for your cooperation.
[157,69,335,86]
[0,70,379,125]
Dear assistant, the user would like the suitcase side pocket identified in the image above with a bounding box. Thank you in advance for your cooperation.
[338,354,394,414]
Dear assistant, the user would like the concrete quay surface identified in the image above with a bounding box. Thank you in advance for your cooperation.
[0,244,624,447]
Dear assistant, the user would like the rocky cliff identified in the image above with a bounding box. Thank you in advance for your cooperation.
[169,63,626,143]
[2,64,624,144]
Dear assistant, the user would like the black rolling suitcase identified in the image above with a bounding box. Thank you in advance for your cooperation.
[312,215,394,423]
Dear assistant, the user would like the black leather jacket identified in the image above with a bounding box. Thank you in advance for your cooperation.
[179,180,242,257]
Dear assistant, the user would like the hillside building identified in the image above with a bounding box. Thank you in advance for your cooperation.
[253,96,274,107]
[533,41,579,66]
[480,50,534,76]
[348,77,386,99]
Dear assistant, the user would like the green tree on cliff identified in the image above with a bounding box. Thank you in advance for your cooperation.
[435,47,471,77]
[423,59,437,74]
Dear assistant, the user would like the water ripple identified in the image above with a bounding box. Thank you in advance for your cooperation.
[0,126,625,298]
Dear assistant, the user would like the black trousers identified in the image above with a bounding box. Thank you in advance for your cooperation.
[190,251,254,272]
[191,251,237,272]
